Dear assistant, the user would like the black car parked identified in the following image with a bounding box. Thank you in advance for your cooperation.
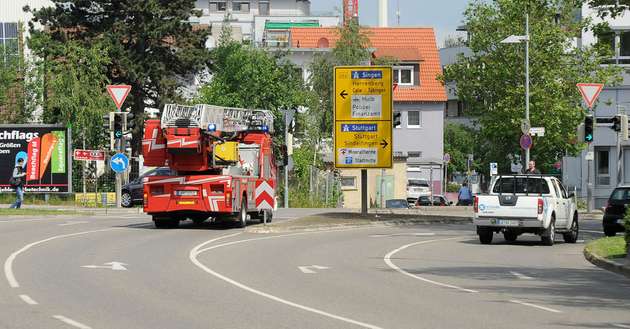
[121,167,173,208]
[603,187,630,236]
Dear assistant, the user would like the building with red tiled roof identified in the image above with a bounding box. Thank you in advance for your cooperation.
[287,27,447,206]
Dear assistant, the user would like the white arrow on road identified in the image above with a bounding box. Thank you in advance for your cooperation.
[81,262,128,271]
[298,265,330,274]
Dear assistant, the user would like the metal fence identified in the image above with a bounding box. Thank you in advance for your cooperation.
[307,166,341,208]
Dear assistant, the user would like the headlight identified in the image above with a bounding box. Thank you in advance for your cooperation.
[175,190,198,196]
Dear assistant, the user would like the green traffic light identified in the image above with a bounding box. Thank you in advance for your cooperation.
[586,134,593,142]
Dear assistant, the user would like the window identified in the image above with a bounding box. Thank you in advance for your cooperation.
[492,177,550,194]
[393,66,413,86]
[407,111,421,128]
[233,1,250,12]
[340,176,357,190]
[209,1,226,12]
[0,22,19,65]
[259,1,270,15]
[597,149,610,185]
[408,151,422,158]
[596,29,630,64]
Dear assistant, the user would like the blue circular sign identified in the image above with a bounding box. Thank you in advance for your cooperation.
[110,153,129,173]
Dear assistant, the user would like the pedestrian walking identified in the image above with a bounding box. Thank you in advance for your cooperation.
[457,182,473,206]
[524,160,541,174]
[9,158,26,209]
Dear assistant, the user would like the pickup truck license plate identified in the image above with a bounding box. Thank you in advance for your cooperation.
[493,219,519,226]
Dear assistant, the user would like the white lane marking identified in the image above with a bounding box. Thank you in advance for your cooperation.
[369,232,436,238]
[0,218,64,223]
[19,294,38,305]
[509,300,562,313]
[81,262,127,271]
[52,315,92,329]
[190,230,385,329]
[4,228,121,288]
[298,265,330,274]
[613,324,630,329]
[58,221,89,226]
[582,230,604,234]
[509,271,534,280]
[384,238,479,293]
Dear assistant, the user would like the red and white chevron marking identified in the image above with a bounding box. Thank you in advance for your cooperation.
[207,196,223,211]
[142,128,166,151]
[255,180,274,210]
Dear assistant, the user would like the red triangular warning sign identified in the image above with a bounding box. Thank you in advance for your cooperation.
[107,85,132,110]
[577,83,604,109]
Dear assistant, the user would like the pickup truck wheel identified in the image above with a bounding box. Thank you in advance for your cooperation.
[478,228,493,244]
[503,231,518,242]
[236,198,247,228]
[563,214,579,243]
[541,219,556,246]
[603,227,617,237]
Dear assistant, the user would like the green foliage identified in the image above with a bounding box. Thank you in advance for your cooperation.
[444,123,480,173]
[28,0,210,154]
[443,0,622,174]
[446,182,461,193]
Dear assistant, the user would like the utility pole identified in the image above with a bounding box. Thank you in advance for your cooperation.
[525,12,530,167]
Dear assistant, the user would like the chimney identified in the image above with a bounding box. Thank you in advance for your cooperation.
[379,0,388,27]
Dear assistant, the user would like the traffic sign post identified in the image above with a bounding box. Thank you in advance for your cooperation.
[334,66,393,215]
[577,83,603,212]
[106,85,132,207]
[110,152,129,208]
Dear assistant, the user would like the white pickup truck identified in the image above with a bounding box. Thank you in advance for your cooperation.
[473,175,579,246]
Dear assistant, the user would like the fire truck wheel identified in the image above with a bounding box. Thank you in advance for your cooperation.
[237,198,247,228]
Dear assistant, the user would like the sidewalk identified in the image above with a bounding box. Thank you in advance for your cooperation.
[0,204,144,214]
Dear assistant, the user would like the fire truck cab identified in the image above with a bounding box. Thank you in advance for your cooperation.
[142,104,277,228]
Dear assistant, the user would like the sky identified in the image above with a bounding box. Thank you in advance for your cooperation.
[310,0,472,47]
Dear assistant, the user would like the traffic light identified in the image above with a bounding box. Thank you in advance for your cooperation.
[102,113,112,131]
[621,114,629,141]
[124,111,135,132]
[113,113,124,140]
[584,115,594,143]
[612,115,622,131]
[393,111,401,128]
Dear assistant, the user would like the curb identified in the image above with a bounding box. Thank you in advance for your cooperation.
[247,216,472,234]
[583,248,630,280]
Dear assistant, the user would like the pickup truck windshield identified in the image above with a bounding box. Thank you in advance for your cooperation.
[492,177,550,194]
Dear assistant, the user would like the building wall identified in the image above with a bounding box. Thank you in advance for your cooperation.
[339,159,408,209]
[393,102,444,163]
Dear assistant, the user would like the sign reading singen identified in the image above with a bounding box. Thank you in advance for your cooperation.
[0,125,71,193]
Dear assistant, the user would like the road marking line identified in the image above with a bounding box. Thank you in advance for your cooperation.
[509,300,562,313]
[582,230,604,234]
[19,294,38,305]
[613,324,630,328]
[509,271,534,280]
[0,218,62,223]
[298,265,330,274]
[191,229,385,329]
[52,315,92,329]
[4,228,121,288]
[58,221,89,226]
[384,238,479,293]
[369,232,436,238]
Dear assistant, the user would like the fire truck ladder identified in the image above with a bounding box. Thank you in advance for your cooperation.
[161,104,274,133]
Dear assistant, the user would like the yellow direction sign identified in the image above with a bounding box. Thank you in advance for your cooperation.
[334,66,393,168]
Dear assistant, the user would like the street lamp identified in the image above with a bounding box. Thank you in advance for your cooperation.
[501,13,530,168]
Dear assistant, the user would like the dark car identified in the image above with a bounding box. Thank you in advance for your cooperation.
[603,187,630,236]
[415,195,452,207]
[386,199,410,209]
[121,167,173,208]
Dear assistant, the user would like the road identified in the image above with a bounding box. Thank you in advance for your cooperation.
[0,210,628,329]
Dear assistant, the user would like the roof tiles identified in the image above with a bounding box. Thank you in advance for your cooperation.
[290,27,447,102]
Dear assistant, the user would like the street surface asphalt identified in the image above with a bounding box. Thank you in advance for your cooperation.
[0,209,628,329]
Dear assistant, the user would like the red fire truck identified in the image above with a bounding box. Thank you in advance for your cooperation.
[142,104,277,228]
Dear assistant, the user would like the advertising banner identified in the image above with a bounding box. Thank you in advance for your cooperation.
[0,125,71,193]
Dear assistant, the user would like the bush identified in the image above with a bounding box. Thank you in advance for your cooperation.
[446,182,460,193]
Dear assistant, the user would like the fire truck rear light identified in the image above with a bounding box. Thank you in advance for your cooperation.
[225,191,232,207]
[143,193,148,206]
[177,200,196,205]
[175,190,198,196]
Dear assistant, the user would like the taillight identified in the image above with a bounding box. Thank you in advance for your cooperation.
[474,196,479,213]
[225,191,232,208]
[537,198,544,214]
[143,193,148,207]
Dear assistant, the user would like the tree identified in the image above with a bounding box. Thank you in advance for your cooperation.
[443,0,621,173]
[27,0,210,155]
[197,26,309,140]
[444,123,480,173]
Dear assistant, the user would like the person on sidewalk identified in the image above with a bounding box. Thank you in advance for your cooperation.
[457,182,473,206]
[9,158,26,209]
[525,160,541,174]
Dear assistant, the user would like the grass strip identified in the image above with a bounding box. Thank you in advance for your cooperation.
[585,236,626,260]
